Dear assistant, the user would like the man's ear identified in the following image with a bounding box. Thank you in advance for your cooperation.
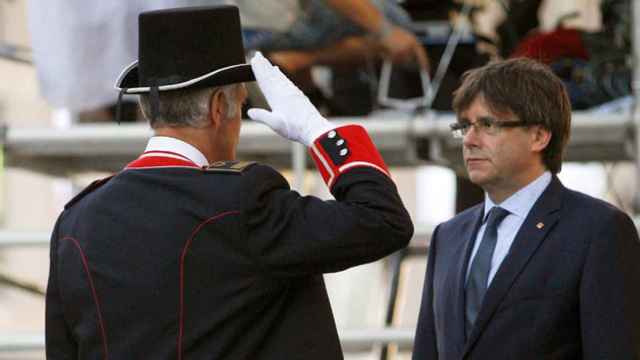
[531,125,552,153]
[209,90,226,127]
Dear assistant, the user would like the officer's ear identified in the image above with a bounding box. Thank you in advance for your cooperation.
[209,89,227,128]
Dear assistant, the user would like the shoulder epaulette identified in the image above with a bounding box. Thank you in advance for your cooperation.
[64,176,114,210]
[203,160,257,174]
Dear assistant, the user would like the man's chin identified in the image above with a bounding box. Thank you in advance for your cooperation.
[466,170,490,187]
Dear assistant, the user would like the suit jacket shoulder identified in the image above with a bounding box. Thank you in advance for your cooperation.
[558,184,636,245]
[562,185,628,218]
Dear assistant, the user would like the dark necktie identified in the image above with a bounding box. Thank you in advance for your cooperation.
[465,206,510,338]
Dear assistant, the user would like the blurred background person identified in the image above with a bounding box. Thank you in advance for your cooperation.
[234,0,429,116]
[26,0,216,123]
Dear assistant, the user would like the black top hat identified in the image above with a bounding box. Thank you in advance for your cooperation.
[115,5,254,94]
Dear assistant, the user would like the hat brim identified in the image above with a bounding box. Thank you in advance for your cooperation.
[115,61,255,93]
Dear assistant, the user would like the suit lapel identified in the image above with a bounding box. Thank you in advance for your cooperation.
[446,204,484,356]
[463,177,564,356]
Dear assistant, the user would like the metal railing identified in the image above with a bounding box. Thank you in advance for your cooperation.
[0,223,432,354]
[0,328,417,353]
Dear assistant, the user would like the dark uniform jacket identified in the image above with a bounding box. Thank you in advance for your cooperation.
[45,125,413,359]
[413,176,640,360]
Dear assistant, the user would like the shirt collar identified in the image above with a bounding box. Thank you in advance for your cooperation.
[484,171,552,221]
[144,136,209,167]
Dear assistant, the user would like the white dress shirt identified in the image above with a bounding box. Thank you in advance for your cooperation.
[465,171,552,286]
[144,136,209,167]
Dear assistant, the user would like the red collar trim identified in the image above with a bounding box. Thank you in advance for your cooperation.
[125,151,201,169]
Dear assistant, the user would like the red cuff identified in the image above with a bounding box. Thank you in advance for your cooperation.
[309,124,390,188]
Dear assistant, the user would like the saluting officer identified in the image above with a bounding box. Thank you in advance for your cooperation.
[45,6,413,360]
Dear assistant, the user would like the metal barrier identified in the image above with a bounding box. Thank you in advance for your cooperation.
[2,113,635,176]
[0,328,416,353]
[0,232,50,247]
[0,333,43,352]
[0,113,637,355]
[0,224,433,354]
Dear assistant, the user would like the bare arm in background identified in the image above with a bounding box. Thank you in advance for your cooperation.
[323,0,429,69]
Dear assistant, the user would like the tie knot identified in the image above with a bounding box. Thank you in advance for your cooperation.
[485,206,509,228]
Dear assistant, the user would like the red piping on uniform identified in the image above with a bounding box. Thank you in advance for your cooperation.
[143,150,193,162]
[62,236,109,359]
[178,210,241,360]
[125,156,200,169]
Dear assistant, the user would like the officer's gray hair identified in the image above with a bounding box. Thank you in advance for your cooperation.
[139,84,241,128]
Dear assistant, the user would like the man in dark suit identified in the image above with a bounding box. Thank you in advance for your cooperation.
[45,6,413,359]
[413,58,640,359]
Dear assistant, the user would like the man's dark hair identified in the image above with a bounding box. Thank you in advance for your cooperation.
[453,57,571,173]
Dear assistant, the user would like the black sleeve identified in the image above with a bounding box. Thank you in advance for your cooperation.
[580,210,640,359]
[242,164,413,277]
[412,225,439,359]
[46,216,78,359]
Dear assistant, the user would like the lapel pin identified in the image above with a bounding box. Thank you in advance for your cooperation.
[536,222,544,229]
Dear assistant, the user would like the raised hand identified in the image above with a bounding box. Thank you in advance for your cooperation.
[247,52,334,146]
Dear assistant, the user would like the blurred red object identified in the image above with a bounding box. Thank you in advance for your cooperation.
[511,28,588,64]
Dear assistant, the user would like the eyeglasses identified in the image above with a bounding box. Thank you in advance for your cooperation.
[449,117,529,138]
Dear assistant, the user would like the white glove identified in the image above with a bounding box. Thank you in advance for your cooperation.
[247,52,334,146]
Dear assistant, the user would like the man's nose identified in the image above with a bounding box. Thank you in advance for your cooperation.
[462,124,481,148]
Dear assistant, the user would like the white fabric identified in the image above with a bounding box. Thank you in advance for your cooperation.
[145,136,209,167]
[466,172,552,285]
[230,0,299,31]
[27,0,222,112]
[247,52,333,146]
